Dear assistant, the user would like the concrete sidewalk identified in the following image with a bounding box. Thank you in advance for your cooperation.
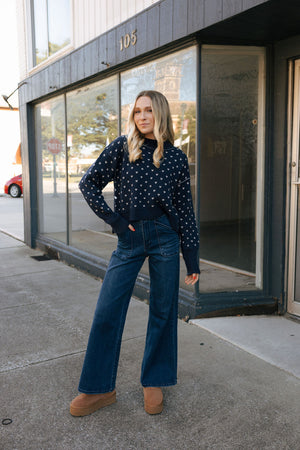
[1,231,299,450]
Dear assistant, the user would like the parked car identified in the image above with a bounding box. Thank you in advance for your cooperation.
[4,174,23,198]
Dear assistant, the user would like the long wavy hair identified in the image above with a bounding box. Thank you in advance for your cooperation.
[127,90,174,168]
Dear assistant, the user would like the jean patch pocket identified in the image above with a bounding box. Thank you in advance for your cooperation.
[116,229,133,260]
[154,216,179,257]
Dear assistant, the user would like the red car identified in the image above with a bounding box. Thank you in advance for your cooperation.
[4,174,23,198]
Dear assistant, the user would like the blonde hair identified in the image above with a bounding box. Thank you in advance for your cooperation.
[127,90,174,168]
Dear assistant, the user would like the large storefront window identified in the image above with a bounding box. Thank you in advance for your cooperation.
[200,46,265,290]
[121,47,197,291]
[67,76,118,255]
[35,46,197,291]
[34,44,266,294]
[121,47,197,290]
[35,95,66,242]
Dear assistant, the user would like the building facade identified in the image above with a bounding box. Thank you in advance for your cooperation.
[16,0,300,318]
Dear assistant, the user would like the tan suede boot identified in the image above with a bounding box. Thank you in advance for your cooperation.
[143,387,163,414]
[70,390,116,416]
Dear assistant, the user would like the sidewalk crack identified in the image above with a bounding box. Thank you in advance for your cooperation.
[0,350,86,374]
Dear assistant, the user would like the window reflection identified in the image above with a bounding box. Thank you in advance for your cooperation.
[67,76,118,254]
[121,46,197,201]
[47,0,70,57]
[33,0,48,65]
[33,0,70,65]
[34,44,265,295]
[121,47,197,291]
[35,96,67,242]
[200,47,265,288]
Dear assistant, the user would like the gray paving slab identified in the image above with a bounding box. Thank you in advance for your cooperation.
[0,302,84,372]
[190,316,300,379]
[0,196,24,242]
[0,231,25,249]
[1,231,300,449]
[0,246,60,278]
[0,266,149,340]
[1,321,300,450]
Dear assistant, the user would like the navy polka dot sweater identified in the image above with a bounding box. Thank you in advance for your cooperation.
[79,136,200,275]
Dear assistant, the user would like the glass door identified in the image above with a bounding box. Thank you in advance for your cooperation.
[288,60,300,316]
[200,46,265,290]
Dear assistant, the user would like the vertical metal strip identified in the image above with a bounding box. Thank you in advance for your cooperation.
[118,73,122,136]
[255,48,266,289]
[27,103,38,247]
[64,94,70,246]
[194,42,201,298]
[286,58,294,313]
[287,60,300,316]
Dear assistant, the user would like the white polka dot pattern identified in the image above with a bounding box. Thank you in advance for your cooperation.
[79,136,200,274]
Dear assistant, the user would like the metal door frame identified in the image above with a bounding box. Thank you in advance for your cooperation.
[287,59,300,316]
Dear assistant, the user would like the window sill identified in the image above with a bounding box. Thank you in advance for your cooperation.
[28,44,74,76]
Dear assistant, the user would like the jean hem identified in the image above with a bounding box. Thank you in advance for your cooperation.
[78,386,115,394]
[141,380,177,388]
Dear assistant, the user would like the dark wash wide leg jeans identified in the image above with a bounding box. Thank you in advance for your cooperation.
[78,214,180,394]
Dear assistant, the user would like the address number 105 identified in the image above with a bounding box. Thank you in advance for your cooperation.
[120,30,137,51]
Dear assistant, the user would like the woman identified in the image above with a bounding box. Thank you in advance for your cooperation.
[70,90,200,416]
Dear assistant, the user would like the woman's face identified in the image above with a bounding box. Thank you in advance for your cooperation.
[134,96,155,139]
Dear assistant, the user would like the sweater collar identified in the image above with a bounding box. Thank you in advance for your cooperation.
[143,138,173,149]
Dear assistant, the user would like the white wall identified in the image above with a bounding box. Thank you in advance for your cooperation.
[0,0,21,193]
[73,0,159,47]
[0,111,21,193]
[16,0,27,83]
[1,0,20,96]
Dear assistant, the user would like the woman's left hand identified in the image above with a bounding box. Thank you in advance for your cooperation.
[185,273,199,285]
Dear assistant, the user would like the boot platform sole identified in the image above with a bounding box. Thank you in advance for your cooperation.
[144,400,163,415]
[70,390,116,417]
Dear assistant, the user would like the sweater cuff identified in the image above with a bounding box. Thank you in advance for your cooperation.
[182,247,200,276]
[106,213,129,234]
